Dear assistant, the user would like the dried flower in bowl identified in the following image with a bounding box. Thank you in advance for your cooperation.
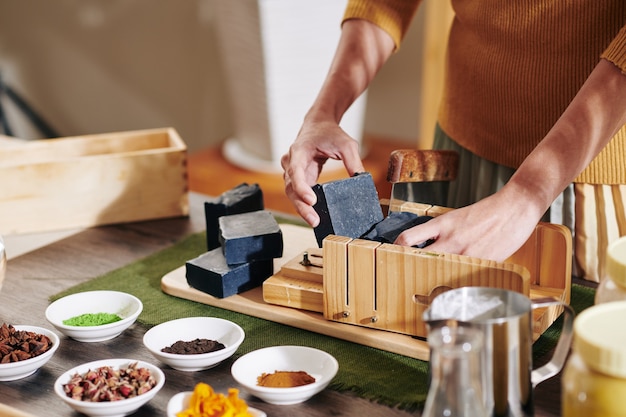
[63,361,157,402]
[54,359,165,417]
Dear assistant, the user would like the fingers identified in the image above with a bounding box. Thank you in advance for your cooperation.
[394,220,440,249]
[281,152,320,227]
[281,129,364,227]
[284,175,320,227]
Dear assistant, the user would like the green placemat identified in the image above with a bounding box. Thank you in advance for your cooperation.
[51,231,596,411]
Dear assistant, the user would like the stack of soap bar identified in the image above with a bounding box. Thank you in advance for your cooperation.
[187,202,284,298]
[204,183,264,250]
[186,249,273,298]
[312,172,384,247]
[218,210,283,264]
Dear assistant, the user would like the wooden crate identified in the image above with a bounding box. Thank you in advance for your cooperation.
[0,128,189,235]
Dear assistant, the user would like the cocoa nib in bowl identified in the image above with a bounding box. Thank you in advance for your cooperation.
[0,323,60,381]
[0,323,53,364]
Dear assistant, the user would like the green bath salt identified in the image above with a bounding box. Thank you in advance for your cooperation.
[63,312,123,326]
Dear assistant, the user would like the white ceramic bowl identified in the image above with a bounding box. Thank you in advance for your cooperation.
[143,317,245,371]
[0,325,60,381]
[167,391,266,417]
[54,358,164,417]
[231,345,339,405]
[45,290,143,342]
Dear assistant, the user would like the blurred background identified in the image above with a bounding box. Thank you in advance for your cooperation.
[0,0,438,155]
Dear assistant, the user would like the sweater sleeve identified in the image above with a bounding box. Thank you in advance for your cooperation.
[602,24,626,73]
[343,0,421,49]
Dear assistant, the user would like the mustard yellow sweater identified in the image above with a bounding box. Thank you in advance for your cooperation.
[344,0,626,184]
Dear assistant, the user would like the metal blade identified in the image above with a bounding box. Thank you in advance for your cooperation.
[390,181,449,208]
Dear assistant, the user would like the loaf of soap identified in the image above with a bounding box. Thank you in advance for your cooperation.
[218,210,283,265]
[361,211,433,247]
[204,183,264,250]
[312,172,384,247]
[185,248,274,298]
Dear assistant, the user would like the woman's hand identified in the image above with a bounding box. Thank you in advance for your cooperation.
[394,191,542,262]
[281,121,364,227]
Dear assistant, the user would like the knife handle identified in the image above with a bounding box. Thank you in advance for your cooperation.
[386,149,459,183]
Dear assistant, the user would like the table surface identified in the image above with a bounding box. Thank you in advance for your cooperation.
[0,192,563,417]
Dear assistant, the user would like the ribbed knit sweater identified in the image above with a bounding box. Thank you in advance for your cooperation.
[344,0,626,184]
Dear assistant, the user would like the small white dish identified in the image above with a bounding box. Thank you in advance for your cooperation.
[167,391,266,417]
[45,290,143,342]
[143,317,245,372]
[0,325,60,381]
[231,345,338,405]
[54,358,164,417]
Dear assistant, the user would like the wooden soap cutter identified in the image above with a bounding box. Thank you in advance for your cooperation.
[262,150,572,340]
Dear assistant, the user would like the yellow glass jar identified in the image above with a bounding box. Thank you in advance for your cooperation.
[562,302,626,417]
[595,237,626,304]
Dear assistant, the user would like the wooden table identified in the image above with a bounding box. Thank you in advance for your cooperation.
[0,192,562,417]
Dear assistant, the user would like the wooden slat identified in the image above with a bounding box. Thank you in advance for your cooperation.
[322,235,352,322]
[347,239,380,326]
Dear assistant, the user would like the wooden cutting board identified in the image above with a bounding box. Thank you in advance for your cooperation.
[161,224,432,360]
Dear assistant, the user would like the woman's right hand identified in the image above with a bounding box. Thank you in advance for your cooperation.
[281,19,395,226]
[281,119,364,227]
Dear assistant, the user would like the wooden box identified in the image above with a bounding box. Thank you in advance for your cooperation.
[0,128,189,235]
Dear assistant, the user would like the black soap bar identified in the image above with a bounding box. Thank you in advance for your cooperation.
[312,172,384,247]
[185,248,274,298]
[219,210,283,265]
[361,211,433,247]
[204,183,264,251]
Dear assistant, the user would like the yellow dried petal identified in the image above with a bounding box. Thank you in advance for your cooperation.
[176,383,253,417]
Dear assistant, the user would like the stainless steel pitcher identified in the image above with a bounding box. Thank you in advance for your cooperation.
[422,287,574,417]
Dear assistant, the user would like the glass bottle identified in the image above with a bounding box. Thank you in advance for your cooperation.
[595,236,626,304]
[422,325,488,417]
[562,301,626,417]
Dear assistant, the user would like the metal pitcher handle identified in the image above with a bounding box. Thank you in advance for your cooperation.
[530,297,574,387]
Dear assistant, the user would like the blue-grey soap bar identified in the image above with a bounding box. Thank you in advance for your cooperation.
[312,172,384,247]
[204,183,264,251]
[361,211,433,247]
[185,248,273,298]
[219,210,283,265]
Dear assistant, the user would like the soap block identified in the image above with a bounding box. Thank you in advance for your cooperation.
[185,248,274,298]
[219,210,283,265]
[204,183,264,250]
[361,211,433,248]
[312,172,384,247]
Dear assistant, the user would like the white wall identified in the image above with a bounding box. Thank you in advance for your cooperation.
[0,0,424,154]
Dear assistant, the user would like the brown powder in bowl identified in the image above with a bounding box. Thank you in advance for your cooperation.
[257,370,316,388]
[161,338,225,355]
